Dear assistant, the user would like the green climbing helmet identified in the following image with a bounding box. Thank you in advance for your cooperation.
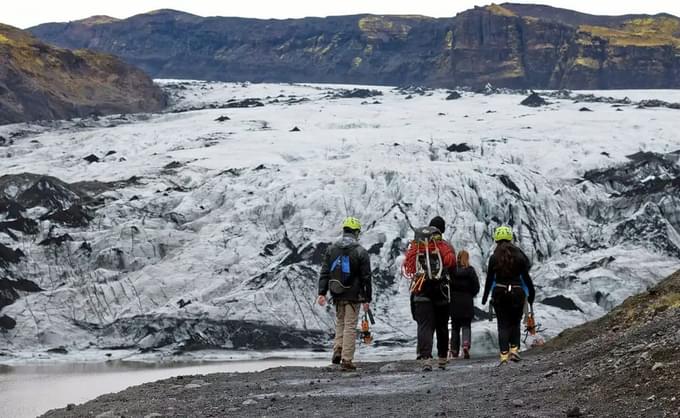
[493,226,513,242]
[342,217,362,231]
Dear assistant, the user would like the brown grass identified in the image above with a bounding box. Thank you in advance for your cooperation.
[485,4,517,17]
[579,18,680,47]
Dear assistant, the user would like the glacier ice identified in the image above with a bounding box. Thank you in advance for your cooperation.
[0,81,678,361]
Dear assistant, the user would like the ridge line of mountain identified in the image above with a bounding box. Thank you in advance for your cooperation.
[27,3,680,89]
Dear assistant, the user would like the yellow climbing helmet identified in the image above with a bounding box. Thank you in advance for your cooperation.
[342,216,362,231]
[493,226,514,242]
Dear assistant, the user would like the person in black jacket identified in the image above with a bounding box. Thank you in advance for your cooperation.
[317,217,372,371]
[449,250,479,359]
[481,226,535,365]
[409,216,456,371]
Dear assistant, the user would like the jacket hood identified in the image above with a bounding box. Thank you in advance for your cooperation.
[338,233,359,249]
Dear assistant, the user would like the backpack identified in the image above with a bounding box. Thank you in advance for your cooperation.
[328,247,353,295]
[401,226,455,294]
[412,226,444,281]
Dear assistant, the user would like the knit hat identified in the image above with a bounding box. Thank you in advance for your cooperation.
[429,216,445,234]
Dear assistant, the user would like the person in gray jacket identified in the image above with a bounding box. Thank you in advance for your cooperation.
[317,217,372,371]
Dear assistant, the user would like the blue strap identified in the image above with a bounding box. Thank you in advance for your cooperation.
[330,256,341,272]
[341,255,350,274]
[519,274,529,297]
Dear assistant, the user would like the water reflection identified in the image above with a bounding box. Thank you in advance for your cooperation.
[0,358,327,418]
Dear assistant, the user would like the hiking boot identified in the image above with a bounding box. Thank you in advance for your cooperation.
[509,346,521,362]
[340,359,356,371]
[421,358,433,372]
[332,349,342,365]
[499,352,510,365]
[463,342,470,360]
[449,349,459,359]
[437,357,448,370]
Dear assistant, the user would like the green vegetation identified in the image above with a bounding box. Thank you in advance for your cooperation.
[656,292,680,310]
[579,16,680,47]
[573,57,601,69]
[497,65,525,79]
[358,16,412,41]
[485,4,517,17]
[444,30,453,50]
[78,15,120,26]
[303,35,337,56]
[623,17,680,38]
[1,22,164,124]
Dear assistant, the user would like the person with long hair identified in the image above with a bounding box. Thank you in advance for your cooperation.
[449,250,479,359]
[481,226,535,364]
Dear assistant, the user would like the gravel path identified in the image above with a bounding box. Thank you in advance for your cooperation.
[38,354,612,418]
[42,272,680,418]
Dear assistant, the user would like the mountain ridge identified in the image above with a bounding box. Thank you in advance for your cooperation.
[28,3,680,89]
[500,2,679,25]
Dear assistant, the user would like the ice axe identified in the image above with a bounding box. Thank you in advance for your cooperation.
[361,308,375,345]
[524,304,546,346]
[526,304,537,335]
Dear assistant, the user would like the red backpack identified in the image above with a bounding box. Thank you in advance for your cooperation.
[401,226,455,294]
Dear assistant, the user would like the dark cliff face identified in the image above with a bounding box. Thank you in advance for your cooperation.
[28,5,680,89]
[0,23,166,125]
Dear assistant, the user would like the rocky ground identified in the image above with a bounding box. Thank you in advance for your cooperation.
[43,271,680,418]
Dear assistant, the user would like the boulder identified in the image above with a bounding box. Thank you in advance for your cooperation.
[0,315,16,330]
[447,143,472,153]
[521,92,548,107]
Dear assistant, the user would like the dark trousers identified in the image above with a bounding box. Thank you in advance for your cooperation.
[450,317,472,353]
[415,301,449,359]
[492,288,525,352]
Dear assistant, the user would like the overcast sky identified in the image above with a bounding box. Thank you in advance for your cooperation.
[5,0,680,29]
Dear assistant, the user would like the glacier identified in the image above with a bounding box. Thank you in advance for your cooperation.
[0,81,678,362]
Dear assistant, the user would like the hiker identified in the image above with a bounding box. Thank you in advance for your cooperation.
[481,226,535,364]
[402,216,456,371]
[449,250,480,359]
[317,217,372,371]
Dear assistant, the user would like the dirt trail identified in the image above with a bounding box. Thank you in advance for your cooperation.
[38,351,645,418]
[43,271,680,418]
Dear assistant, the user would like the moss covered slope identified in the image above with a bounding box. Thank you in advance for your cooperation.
[0,23,165,125]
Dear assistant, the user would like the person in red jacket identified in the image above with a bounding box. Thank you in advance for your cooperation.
[403,216,456,371]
